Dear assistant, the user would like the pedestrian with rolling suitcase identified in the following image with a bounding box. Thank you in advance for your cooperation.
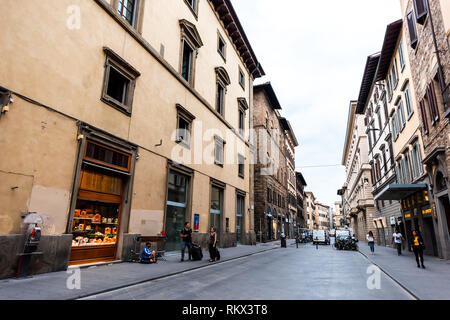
[191,243,203,261]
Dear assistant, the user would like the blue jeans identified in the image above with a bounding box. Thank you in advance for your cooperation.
[181,242,192,260]
[368,242,375,252]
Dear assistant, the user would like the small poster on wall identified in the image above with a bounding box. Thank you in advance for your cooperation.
[193,214,199,232]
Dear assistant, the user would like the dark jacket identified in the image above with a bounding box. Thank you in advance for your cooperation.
[409,234,425,249]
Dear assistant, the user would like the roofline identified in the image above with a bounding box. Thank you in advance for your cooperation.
[356,52,381,114]
[296,171,307,186]
[375,19,403,82]
[254,82,282,110]
[342,101,358,165]
[212,0,265,78]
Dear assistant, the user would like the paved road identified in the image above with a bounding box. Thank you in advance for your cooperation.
[82,243,414,300]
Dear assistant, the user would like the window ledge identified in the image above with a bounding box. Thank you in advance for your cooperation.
[175,139,191,150]
[101,96,131,116]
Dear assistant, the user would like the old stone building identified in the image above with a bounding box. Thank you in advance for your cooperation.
[253,82,289,242]
[357,28,404,247]
[342,101,377,242]
[281,118,298,238]
[296,172,308,232]
[399,0,450,259]
[305,192,316,230]
[315,203,330,230]
[371,18,433,253]
[0,0,264,278]
[333,201,344,229]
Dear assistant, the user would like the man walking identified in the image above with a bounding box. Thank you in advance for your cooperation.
[180,222,192,262]
[392,228,405,256]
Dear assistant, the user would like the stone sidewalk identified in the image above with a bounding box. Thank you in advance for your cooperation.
[0,240,293,300]
[358,242,450,300]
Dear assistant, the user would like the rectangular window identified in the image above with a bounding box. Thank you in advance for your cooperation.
[181,40,194,84]
[236,193,245,243]
[175,105,195,148]
[238,154,245,178]
[398,40,405,70]
[410,147,419,179]
[85,141,131,172]
[404,153,412,184]
[210,186,223,234]
[214,136,224,166]
[184,0,198,16]
[419,99,429,134]
[239,68,245,90]
[117,0,137,26]
[426,81,440,124]
[218,33,226,61]
[415,143,423,176]
[404,85,413,117]
[398,100,406,130]
[407,11,419,49]
[414,0,428,24]
[101,48,140,115]
[238,109,244,135]
[216,82,225,115]
[392,58,399,90]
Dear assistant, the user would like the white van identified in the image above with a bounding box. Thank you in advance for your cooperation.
[313,230,329,245]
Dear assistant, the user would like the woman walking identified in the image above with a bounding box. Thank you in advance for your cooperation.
[208,226,218,262]
[409,230,425,269]
[366,231,375,254]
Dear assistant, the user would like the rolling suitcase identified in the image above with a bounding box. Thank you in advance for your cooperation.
[191,243,203,261]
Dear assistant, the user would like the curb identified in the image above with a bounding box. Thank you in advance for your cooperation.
[358,249,420,300]
[75,245,281,300]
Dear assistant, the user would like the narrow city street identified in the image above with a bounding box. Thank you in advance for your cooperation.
[81,244,413,300]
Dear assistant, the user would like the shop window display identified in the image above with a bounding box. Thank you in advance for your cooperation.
[72,200,119,247]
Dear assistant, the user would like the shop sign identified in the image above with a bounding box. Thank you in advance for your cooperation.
[193,214,199,232]
[390,216,396,225]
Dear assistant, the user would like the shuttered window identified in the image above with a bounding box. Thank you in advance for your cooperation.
[414,0,428,25]
[419,99,429,134]
[407,11,419,49]
[426,81,440,124]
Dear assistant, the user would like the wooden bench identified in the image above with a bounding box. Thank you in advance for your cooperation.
[138,236,167,261]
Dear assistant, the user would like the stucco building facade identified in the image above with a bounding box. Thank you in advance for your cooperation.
[398,0,450,259]
[342,101,377,242]
[0,0,264,277]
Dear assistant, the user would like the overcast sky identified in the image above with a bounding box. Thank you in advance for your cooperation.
[232,0,401,209]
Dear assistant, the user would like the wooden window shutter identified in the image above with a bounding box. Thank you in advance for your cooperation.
[427,81,440,123]
[407,12,418,49]
[414,0,428,25]
[419,99,429,134]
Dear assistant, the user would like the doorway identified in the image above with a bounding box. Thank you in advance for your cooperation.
[165,170,190,252]
[439,195,450,237]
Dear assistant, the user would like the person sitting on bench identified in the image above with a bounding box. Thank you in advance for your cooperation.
[141,242,157,264]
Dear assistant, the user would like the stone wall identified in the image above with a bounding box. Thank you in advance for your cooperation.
[0,234,72,280]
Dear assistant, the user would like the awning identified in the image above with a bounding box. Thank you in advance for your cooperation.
[374,184,427,201]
